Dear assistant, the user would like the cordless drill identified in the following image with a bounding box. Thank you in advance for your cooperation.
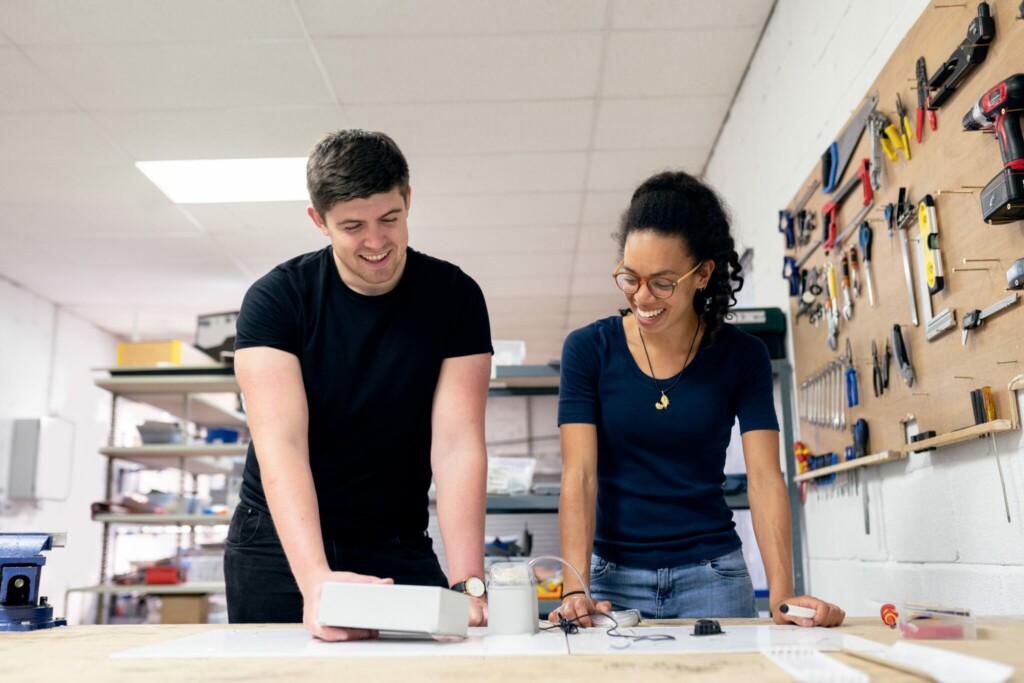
[962,74,1024,224]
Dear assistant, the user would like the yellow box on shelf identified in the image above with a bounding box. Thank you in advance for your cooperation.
[116,340,216,368]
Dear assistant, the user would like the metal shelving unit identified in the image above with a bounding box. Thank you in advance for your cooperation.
[90,365,245,623]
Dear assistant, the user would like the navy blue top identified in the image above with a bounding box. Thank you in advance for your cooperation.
[558,316,779,569]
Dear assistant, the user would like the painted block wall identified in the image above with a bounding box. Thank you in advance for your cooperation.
[0,275,115,623]
[705,0,1024,614]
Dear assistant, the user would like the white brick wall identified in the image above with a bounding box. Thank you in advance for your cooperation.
[706,0,1024,615]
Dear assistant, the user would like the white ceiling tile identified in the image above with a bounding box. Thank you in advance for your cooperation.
[0,0,303,44]
[476,275,570,299]
[63,305,212,342]
[24,42,333,110]
[414,225,578,257]
[411,193,582,229]
[316,34,603,103]
[571,273,617,296]
[581,191,631,225]
[486,296,569,317]
[0,201,200,237]
[457,251,572,281]
[0,46,76,112]
[0,233,224,268]
[586,148,707,191]
[570,294,625,313]
[346,101,594,155]
[218,227,327,261]
[603,27,760,97]
[412,152,588,195]
[220,202,313,233]
[299,0,608,36]
[611,0,774,29]
[0,162,170,204]
[573,250,619,276]
[594,97,727,150]
[0,112,126,163]
[578,223,621,251]
[92,107,347,160]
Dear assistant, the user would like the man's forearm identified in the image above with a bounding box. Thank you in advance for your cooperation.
[748,475,795,599]
[260,448,330,595]
[434,448,486,584]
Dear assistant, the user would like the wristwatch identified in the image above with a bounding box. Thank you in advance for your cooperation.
[450,576,486,599]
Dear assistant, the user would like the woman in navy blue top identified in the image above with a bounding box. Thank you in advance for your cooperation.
[551,171,844,627]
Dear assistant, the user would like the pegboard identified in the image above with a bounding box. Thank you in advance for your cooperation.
[786,1,1024,459]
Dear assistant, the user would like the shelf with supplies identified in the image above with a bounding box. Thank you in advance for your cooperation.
[93,365,244,428]
[793,421,1016,483]
[489,364,559,396]
[98,444,246,475]
[91,513,233,526]
[91,364,247,625]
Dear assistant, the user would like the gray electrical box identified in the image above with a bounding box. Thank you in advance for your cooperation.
[0,418,74,505]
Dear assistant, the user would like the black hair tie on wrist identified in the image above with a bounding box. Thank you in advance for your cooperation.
[561,590,587,600]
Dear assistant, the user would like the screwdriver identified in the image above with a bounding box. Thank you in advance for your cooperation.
[858,221,876,307]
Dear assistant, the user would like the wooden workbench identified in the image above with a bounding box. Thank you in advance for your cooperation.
[2,617,1022,682]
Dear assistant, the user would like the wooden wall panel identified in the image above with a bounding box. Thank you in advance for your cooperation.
[787,2,1024,457]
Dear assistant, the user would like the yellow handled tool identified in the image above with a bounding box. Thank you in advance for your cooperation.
[917,194,944,294]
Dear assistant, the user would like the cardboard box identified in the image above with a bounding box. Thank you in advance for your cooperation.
[117,340,218,368]
[160,595,209,624]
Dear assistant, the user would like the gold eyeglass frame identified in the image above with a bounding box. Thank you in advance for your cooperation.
[612,259,703,299]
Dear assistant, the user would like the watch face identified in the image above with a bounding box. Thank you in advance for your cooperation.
[465,576,486,597]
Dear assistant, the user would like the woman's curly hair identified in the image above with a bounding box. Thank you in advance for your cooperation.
[614,170,744,344]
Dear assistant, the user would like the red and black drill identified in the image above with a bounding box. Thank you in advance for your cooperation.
[963,74,1024,224]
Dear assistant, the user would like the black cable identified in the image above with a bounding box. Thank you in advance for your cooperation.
[541,611,675,643]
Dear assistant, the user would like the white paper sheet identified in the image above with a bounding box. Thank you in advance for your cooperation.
[112,627,569,659]
[841,634,1014,683]
[566,625,847,656]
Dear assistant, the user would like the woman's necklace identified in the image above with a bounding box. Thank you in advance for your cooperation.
[636,317,702,411]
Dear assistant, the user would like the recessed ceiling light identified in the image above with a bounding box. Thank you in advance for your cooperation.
[136,158,307,203]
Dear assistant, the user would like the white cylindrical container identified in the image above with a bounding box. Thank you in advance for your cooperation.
[487,562,539,635]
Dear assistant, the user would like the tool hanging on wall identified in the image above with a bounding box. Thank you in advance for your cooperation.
[845,339,859,408]
[823,158,873,255]
[778,211,795,249]
[871,340,884,397]
[916,56,938,142]
[841,253,854,321]
[796,210,815,246]
[890,188,920,326]
[893,93,913,160]
[961,293,1020,344]
[962,74,1024,224]
[783,256,799,297]
[1008,259,1024,290]
[916,195,956,341]
[927,2,996,110]
[826,262,839,350]
[882,338,891,390]
[822,93,879,193]
[891,325,915,387]
[849,247,861,299]
[852,417,870,533]
[858,221,876,307]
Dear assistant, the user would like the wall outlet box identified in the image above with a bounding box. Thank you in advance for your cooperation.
[318,584,469,637]
[0,418,74,505]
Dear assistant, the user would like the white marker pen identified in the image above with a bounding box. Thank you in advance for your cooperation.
[780,604,816,619]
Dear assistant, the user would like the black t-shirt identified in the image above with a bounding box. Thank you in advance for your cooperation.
[234,246,492,539]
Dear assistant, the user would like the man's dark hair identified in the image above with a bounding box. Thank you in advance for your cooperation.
[614,170,744,344]
[306,130,410,217]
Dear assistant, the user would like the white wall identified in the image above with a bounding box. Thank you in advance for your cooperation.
[705,0,1024,615]
[0,274,116,624]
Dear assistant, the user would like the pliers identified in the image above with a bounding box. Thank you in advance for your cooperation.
[915,56,937,142]
[871,340,884,397]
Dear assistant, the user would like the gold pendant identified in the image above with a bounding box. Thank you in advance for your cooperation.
[656,392,669,410]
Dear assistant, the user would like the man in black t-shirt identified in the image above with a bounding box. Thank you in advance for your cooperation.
[226,130,493,639]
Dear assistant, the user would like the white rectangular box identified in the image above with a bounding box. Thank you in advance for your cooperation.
[318,584,470,637]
